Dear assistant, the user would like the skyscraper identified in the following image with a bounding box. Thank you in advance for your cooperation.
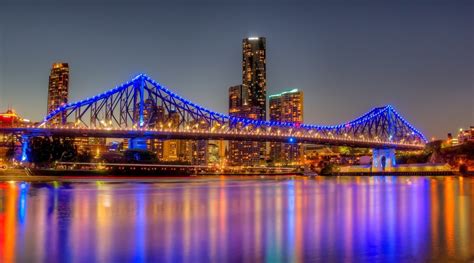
[47,62,69,125]
[242,37,266,120]
[228,37,267,166]
[269,89,304,165]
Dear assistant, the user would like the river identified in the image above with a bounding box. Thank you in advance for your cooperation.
[0,176,473,262]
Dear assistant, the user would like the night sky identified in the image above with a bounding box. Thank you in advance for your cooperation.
[0,0,472,138]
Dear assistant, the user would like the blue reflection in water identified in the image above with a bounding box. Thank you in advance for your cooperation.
[134,184,147,263]
[286,180,295,262]
[18,183,28,224]
[0,176,473,262]
[58,187,73,263]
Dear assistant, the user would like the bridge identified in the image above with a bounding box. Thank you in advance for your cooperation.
[0,74,427,171]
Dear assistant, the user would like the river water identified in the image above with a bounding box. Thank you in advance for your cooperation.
[0,176,473,262]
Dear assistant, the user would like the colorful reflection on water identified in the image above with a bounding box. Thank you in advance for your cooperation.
[0,176,473,262]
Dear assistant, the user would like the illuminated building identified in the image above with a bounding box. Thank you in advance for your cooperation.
[207,139,226,166]
[74,137,106,156]
[161,111,183,161]
[228,37,267,166]
[0,109,30,127]
[47,63,69,125]
[228,85,263,166]
[242,37,266,120]
[269,89,304,165]
[160,111,208,165]
[457,126,474,144]
[0,109,31,160]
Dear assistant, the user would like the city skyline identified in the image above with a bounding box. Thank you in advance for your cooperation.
[0,1,473,139]
[1,2,474,262]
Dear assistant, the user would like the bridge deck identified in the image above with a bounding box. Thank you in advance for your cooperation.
[0,127,424,151]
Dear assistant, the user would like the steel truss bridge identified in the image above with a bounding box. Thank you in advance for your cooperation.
[1,74,427,151]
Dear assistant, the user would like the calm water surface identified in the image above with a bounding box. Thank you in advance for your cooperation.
[0,176,473,262]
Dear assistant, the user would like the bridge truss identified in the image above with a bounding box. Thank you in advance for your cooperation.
[36,74,427,150]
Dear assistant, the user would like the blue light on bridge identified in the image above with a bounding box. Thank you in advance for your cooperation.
[36,74,428,146]
[21,136,28,162]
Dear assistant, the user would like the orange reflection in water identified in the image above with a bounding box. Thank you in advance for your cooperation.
[0,176,473,262]
[0,183,17,263]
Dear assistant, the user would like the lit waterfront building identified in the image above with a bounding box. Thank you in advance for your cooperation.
[47,63,69,125]
[228,37,267,167]
[160,110,208,165]
[0,109,31,160]
[228,85,263,166]
[74,137,106,157]
[208,140,226,166]
[458,126,474,144]
[446,126,474,146]
[269,89,304,165]
[161,111,188,162]
[0,109,31,128]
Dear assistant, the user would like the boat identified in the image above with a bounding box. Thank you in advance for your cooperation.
[28,162,204,177]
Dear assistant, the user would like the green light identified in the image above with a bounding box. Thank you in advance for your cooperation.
[269,88,299,98]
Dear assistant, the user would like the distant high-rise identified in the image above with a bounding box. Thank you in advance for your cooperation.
[269,89,304,165]
[47,63,69,125]
[242,37,266,120]
[227,37,267,166]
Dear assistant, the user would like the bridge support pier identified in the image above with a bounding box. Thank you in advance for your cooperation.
[372,148,396,172]
[128,138,147,150]
[21,135,29,162]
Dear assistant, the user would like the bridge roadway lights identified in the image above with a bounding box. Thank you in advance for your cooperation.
[129,137,148,150]
[372,148,396,172]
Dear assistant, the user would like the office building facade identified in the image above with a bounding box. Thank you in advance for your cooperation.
[228,37,267,166]
[269,89,304,165]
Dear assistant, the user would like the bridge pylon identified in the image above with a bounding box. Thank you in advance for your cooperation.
[129,138,148,150]
[372,148,396,172]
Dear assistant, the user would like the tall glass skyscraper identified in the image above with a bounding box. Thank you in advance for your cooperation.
[228,37,267,166]
[47,62,69,125]
[242,37,266,120]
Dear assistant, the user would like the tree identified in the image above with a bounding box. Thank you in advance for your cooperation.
[27,137,52,164]
[27,136,78,165]
[5,145,15,160]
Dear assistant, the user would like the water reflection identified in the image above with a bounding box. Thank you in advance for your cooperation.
[0,176,473,262]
